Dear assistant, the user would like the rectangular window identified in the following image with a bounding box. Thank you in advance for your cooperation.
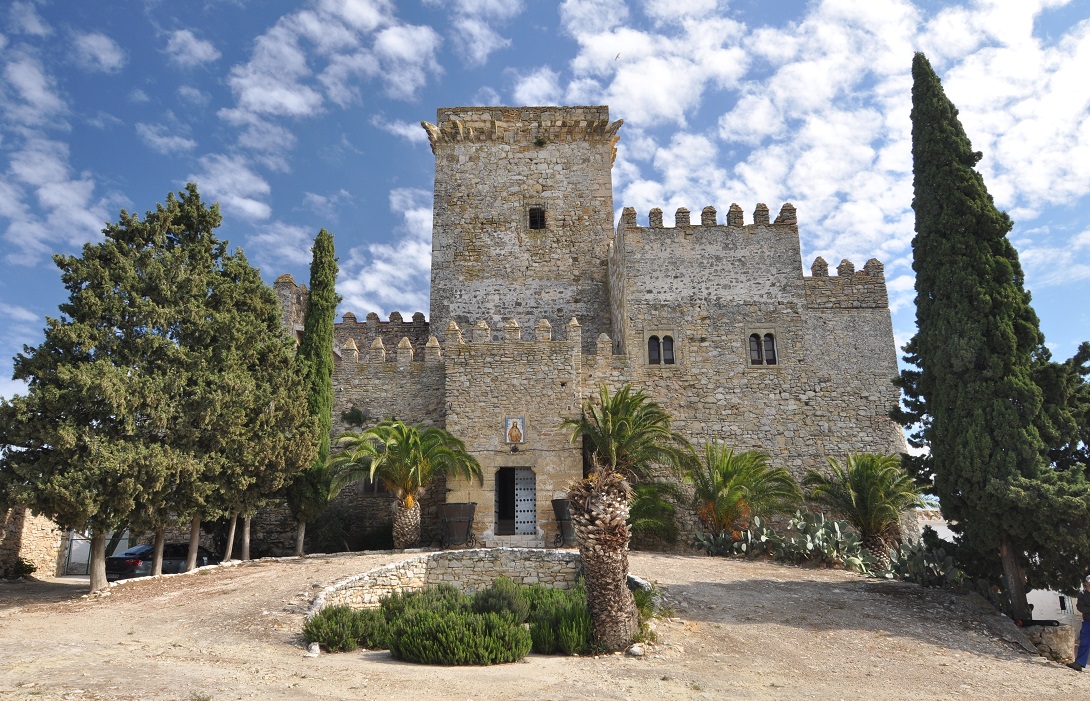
[529,207,546,229]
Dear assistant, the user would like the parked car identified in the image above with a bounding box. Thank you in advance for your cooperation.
[105,543,221,581]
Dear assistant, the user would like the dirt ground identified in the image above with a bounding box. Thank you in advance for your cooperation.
[0,551,1086,701]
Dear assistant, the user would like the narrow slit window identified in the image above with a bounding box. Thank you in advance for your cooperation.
[662,335,675,364]
[749,334,763,365]
[647,335,661,365]
[528,207,546,230]
[763,333,777,365]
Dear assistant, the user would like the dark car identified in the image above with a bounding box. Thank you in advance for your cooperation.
[105,543,221,581]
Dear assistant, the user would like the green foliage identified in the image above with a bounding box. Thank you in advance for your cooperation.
[1,556,37,579]
[877,536,966,589]
[340,406,369,428]
[0,185,316,589]
[386,608,531,665]
[777,511,873,573]
[472,577,530,622]
[557,606,595,655]
[686,444,801,535]
[803,453,923,547]
[303,605,387,652]
[897,52,1090,617]
[380,583,470,622]
[287,229,341,537]
[331,420,483,513]
[628,481,681,546]
[563,385,694,483]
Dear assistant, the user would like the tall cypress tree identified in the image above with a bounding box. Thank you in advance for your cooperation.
[286,229,340,555]
[899,53,1090,619]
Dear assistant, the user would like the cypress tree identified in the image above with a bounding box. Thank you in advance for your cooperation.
[900,53,1090,619]
[286,229,340,555]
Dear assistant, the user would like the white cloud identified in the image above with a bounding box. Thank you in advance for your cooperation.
[512,67,562,105]
[370,115,428,143]
[1,136,110,265]
[189,154,272,221]
[373,24,443,99]
[472,86,501,105]
[227,23,324,118]
[10,1,51,36]
[2,55,66,126]
[559,0,629,36]
[136,122,197,154]
[165,29,222,67]
[317,0,394,33]
[72,32,126,73]
[339,187,432,316]
[0,300,40,323]
[247,220,316,269]
[423,0,524,67]
[302,188,354,220]
[177,85,209,105]
[129,88,150,103]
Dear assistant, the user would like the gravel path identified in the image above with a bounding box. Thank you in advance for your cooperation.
[0,551,1085,700]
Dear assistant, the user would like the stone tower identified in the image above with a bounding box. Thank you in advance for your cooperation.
[422,106,623,350]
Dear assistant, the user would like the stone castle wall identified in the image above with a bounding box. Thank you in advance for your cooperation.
[425,106,619,352]
[1,506,65,576]
[443,318,586,543]
[606,204,905,480]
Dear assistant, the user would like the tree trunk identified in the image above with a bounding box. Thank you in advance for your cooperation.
[568,471,639,652]
[151,527,166,576]
[88,531,109,594]
[185,515,201,572]
[223,513,237,561]
[392,500,421,549]
[294,520,306,557]
[241,516,251,560]
[1000,535,1032,622]
[863,534,891,569]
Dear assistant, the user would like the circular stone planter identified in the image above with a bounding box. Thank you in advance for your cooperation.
[307,548,653,621]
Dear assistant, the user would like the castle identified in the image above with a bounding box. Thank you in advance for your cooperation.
[275,105,907,547]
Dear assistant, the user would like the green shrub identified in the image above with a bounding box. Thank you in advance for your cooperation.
[876,533,965,588]
[529,616,559,653]
[381,583,469,623]
[1,556,36,579]
[557,604,594,655]
[303,606,388,652]
[387,608,532,665]
[472,577,530,622]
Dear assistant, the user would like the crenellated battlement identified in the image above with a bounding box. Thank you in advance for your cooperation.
[618,202,798,231]
[422,106,622,156]
[804,256,889,309]
[333,317,617,367]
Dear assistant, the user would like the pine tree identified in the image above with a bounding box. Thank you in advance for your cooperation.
[286,229,340,555]
[899,53,1090,619]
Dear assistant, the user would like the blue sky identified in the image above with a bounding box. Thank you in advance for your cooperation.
[1,0,1089,399]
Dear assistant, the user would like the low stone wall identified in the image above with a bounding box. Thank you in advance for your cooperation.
[1,507,65,577]
[308,548,583,616]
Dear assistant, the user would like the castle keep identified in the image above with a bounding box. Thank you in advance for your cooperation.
[276,105,906,547]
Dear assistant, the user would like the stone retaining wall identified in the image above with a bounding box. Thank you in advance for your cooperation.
[308,548,583,616]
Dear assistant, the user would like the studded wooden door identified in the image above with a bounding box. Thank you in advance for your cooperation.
[514,468,536,535]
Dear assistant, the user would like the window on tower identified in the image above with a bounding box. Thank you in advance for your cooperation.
[529,207,546,229]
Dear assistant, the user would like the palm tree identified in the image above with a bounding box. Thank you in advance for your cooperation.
[562,385,694,482]
[330,420,482,549]
[803,453,924,566]
[563,385,693,651]
[686,443,801,537]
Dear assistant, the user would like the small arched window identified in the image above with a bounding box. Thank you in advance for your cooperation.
[749,334,763,365]
[763,334,777,365]
[662,335,675,364]
[647,335,661,364]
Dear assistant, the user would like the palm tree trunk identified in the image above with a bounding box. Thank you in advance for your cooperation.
[223,513,237,561]
[863,534,891,569]
[569,471,639,652]
[392,500,421,549]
